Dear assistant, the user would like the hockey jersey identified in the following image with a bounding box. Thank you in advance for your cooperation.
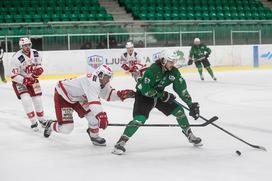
[55,73,122,116]
[10,49,42,84]
[121,51,147,82]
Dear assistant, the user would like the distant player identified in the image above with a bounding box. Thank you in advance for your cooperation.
[43,64,135,146]
[0,46,7,83]
[112,50,201,155]
[188,38,216,81]
[10,37,46,131]
[120,41,147,82]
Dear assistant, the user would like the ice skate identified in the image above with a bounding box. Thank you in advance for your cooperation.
[112,135,129,155]
[200,75,204,81]
[86,129,106,146]
[44,120,53,138]
[213,77,217,81]
[112,144,126,155]
[30,122,39,132]
[183,128,202,146]
[38,119,47,128]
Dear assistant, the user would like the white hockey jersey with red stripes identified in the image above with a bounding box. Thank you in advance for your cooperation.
[10,49,42,84]
[55,73,122,116]
[121,51,143,69]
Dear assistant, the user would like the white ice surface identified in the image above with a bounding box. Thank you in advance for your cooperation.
[0,70,272,181]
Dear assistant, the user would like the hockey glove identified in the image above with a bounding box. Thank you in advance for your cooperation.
[117,89,135,101]
[121,64,130,71]
[129,65,138,73]
[32,67,44,78]
[23,77,36,86]
[161,91,176,103]
[205,53,210,59]
[96,112,108,129]
[188,59,194,65]
[189,102,200,120]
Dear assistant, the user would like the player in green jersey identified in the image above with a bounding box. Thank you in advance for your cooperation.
[188,38,216,81]
[112,50,202,155]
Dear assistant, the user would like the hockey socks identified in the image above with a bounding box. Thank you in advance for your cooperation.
[206,66,216,80]
[123,115,146,137]
[197,67,204,80]
[172,107,202,146]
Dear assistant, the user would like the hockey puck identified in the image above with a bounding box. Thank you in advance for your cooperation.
[236,150,241,156]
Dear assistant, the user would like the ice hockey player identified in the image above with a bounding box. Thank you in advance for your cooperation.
[43,64,135,146]
[0,46,7,83]
[112,50,201,155]
[188,38,217,81]
[121,41,147,82]
[10,37,46,131]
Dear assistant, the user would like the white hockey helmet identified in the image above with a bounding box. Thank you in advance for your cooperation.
[95,64,113,78]
[125,41,134,48]
[194,38,201,45]
[19,37,32,49]
[160,49,178,65]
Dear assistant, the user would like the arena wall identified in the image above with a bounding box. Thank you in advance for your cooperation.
[3,45,272,78]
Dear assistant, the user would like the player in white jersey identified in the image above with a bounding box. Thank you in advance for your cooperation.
[10,37,46,131]
[121,41,147,82]
[43,64,135,146]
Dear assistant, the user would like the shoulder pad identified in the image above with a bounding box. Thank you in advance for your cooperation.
[33,50,39,57]
[18,55,25,63]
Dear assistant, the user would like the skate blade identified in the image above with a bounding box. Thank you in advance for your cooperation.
[193,143,203,147]
[32,127,39,132]
[111,149,125,155]
[92,142,106,146]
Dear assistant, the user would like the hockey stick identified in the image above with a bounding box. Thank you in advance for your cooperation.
[176,57,206,68]
[109,116,218,127]
[174,100,267,151]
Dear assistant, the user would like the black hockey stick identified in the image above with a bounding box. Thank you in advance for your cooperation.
[109,116,218,127]
[174,100,267,151]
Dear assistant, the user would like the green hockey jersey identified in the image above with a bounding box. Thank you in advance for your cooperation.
[189,44,211,60]
[136,62,193,107]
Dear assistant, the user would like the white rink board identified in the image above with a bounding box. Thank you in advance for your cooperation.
[2,45,272,76]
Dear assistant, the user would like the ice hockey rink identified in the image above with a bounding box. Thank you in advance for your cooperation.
[0,69,271,181]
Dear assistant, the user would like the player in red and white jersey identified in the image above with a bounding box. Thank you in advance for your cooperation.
[121,41,147,82]
[44,64,135,146]
[10,37,46,131]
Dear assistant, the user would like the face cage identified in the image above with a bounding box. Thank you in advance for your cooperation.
[21,43,32,49]
[98,72,113,80]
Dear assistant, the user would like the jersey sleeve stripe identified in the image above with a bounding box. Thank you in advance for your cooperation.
[88,101,101,105]
[58,81,73,102]
[107,88,115,101]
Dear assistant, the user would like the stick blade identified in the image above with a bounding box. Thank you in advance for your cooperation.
[257,146,267,151]
[202,116,219,126]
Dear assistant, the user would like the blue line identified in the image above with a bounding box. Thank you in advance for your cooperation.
[253,45,259,67]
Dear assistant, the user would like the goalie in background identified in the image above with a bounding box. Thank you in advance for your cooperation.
[120,41,147,82]
[10,37,46,131]
[112,50,202,155]
[188,38,217,81]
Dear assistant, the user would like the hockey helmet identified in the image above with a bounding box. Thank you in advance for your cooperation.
[19,37,32,49]
[194,38,201,45]
[95,64,113,79]
[125,41,134,48]
[160,49,178,65]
